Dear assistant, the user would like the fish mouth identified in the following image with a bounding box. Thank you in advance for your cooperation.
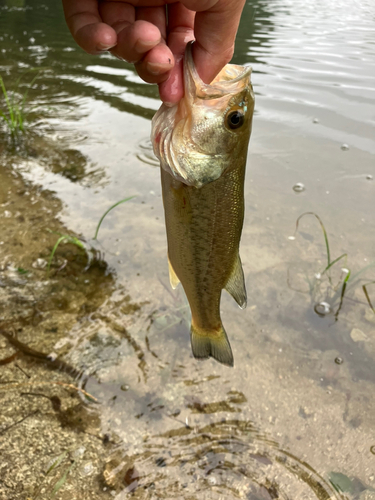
[184,41,252,101]
[151,42,253,187]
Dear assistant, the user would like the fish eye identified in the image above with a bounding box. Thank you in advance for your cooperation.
[226,109,245,130]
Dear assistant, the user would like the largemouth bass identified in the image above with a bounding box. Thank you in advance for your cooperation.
[151,42,254,367]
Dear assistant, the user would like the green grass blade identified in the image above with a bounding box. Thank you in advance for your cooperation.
[0,76,14,125]
[20,70,40,114]
[51,461,76,497]
[14,103,22,131]
[0,109,11,127]
[349,261,375,282]
[47,229,86,251]
[93,196,135,240]
[334,269,351,320]
[47,230,89,276]
[295,212,331,267]
[46,451,69,475]
[363,281,375,314]
[323,253,347,274]
[47,236,67,277]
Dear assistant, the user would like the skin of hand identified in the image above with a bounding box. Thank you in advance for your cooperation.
[62,0,246,104]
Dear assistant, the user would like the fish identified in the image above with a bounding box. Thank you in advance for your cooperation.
[151,42,255,367]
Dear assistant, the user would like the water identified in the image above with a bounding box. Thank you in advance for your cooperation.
[0,0,374,498]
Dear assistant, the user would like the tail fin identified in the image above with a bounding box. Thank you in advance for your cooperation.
[190,323,234,367]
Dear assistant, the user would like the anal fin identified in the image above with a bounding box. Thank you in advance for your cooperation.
[168,256,180,289]
[225,255,247,309]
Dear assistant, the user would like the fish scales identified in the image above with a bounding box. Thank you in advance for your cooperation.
[152,42,254,366]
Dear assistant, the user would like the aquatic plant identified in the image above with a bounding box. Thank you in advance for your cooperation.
[46,231,90,277]
[0,69,40,138]
[46,196,134,276]
[93,196,134,240]
[31,448,82,499]
[292,212,375,319]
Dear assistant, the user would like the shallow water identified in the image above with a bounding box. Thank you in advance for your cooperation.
[0,0,374,498]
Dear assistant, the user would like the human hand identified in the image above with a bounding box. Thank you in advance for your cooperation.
[62,0,246,104]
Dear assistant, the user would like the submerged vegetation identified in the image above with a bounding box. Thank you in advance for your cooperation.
[0,69,41,140]
[46,197,134,277]
[292,212,375,320]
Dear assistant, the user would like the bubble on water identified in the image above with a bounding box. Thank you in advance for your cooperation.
[341,143,349,151]
[335,357,343,365]
[293,182,305,193]
[314,301,332,316]
[366,174,373,180]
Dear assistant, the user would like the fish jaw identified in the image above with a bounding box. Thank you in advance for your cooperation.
[151,42,255,188]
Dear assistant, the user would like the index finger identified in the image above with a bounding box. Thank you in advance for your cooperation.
[62,0,117,53]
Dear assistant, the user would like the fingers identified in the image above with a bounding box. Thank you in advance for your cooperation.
[99,2,173,84]
[62,0,117,53]
[159,0,245,103]
[187,0,246,84]
[158,3,195,104]
[63,0,246,103]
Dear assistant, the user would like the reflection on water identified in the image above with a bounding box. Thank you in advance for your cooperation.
[1,0,375,498]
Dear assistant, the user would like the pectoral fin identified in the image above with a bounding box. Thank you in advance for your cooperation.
[168,257,180,289]
[225,255,247,309]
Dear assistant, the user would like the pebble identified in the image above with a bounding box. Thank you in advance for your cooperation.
[32,258,47,269]
[73,446,86,459]
[334,357,343,365]
[80,461,95,477]
[341,143,349,151]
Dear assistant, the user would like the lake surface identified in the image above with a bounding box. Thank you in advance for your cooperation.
[0,0,374,499]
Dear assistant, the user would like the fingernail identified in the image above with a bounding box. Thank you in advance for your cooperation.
[97,42,116,51]
[146,62,172,75]
[134,38,160,53]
